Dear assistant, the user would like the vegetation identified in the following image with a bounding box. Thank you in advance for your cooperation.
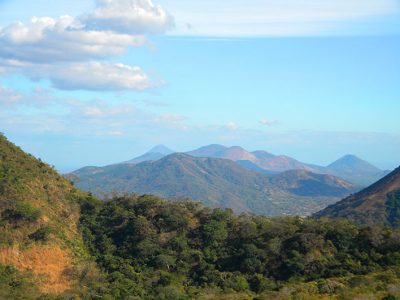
[77,194,400,299]
[0,134,97,296]
[0,264,41,300]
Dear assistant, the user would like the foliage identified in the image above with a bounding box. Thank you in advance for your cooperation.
[78,195,400,299]
[0,264,41,300]
[3,201,41,223]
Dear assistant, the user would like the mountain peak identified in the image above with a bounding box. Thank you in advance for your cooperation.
[328,154,381,173]
[147,144,175,155]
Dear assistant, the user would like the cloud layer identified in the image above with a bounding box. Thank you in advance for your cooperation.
[169,0,400,36]
[0,0,173,91]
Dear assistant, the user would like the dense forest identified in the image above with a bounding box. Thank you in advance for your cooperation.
[75,194,400,299]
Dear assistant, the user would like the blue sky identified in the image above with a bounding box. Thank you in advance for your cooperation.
[0,0,399,171]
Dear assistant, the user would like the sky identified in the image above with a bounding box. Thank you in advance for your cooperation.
[0,0,399,172]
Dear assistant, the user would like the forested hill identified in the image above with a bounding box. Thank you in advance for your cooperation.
[79,195,400,299]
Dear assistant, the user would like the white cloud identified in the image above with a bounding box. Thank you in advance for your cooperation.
[85,0,174,34]
[0,16,146,64]
[39,62,156,91]
[0,0,174,91]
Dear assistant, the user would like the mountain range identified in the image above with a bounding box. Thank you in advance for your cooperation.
[314,166,400,227]
[69,152,358,216]
[121,144,389,186]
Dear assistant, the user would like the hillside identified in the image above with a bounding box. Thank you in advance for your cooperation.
[0,134,98,297]
[271,169,356,197]
[69,153,357,216]
[314,166,400,227]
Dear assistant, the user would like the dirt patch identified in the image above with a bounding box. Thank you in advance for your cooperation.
[0,245,73,294]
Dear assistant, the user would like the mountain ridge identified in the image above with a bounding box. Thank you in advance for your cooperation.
[314,166,400,227]
[121,144,388,186]
[69,152,357,216]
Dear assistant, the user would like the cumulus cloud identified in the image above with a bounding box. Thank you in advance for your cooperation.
[85,0,174,34]
[0,16,146,64]
[0,0,174,91]
[39,62,156,91]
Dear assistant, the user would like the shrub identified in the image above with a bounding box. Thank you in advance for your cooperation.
[29,226,52,241]
[3,201,41,222]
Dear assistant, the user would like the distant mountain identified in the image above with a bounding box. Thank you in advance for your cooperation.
[69,153,357,216]
[327,154,381,173]
[148,144,175,155]
[124,144,175,164]
[215,146,258,162]
[121,144,388,186]
[188,145,318,173]
[325,154,389,186]
[186,144,228,157]
[314,166,400,227]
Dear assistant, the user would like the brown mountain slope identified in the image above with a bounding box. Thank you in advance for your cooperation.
[314,166,400,227]
[0,134,95,295]
[271,169,357,197]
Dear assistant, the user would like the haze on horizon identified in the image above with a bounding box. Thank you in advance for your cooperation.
[0,0,399,172]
